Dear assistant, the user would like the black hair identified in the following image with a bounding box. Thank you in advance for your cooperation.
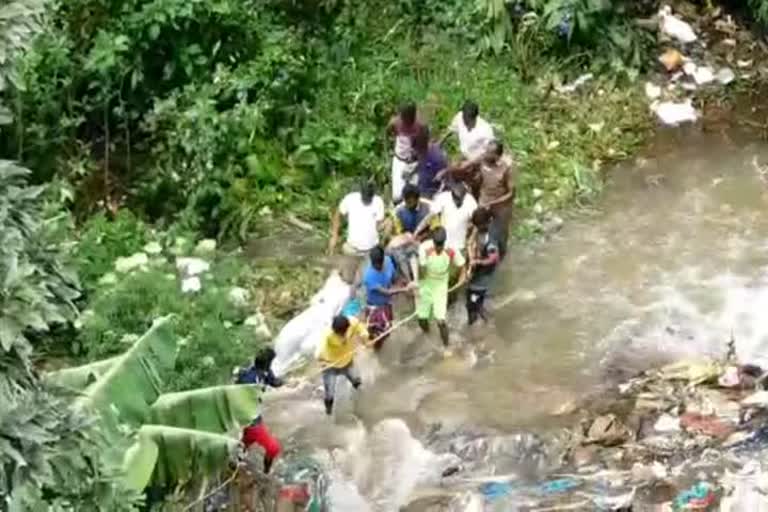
[332,315,350,335]
[432,226,447,246]
[252,347,277,370]
[489,139,504,156]
[462,100,479,119]
[399,101,417,123]
[369,245,385,267]
[361,181,375,201]
[471,207,493,227]
[402,184,420,201]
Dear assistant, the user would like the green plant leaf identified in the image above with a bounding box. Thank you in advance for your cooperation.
[149,384,261,434]
[44,356,120,390]
[122,434,159,491]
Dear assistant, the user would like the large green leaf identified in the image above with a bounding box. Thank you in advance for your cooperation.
[149,384,260,434]
[44,356,120,390]
[126,425,238,488]
[75,316,177,425]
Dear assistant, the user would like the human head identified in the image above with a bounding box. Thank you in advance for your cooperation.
[402,184,420,211]
[432,226,447,251]
[450,182,466,207]
[462,100,479,129]
[412,125,430,156]
[484,139,503,164]
[332,315,350,336]
[369,245,385,271]
[471,207,493,232]
[399,101,417,126]
[361,181,375,205]
[253,347,277,370]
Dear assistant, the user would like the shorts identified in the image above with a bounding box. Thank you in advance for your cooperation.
[416,280,448,321]
[391,157,418,203]
[242,420,282,460]
[366,304,393,349]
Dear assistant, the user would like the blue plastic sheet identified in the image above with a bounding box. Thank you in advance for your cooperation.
[536,478,581,495]
[341,298,362,317]
[481,482,514,502]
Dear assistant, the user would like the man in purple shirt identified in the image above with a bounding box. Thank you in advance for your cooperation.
[412,126,448,199]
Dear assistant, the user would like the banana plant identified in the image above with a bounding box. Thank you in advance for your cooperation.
[46,316,261,491]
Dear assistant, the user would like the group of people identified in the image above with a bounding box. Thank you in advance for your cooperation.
[235,100,515,476]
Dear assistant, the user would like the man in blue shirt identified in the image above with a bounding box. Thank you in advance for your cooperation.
[362,246,412,350]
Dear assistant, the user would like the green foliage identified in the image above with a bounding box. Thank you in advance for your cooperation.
[748,0,768,24]
[54,318,261,490]
[74,210,147,291]
[75,252,267,391]
[0,377,143,510]
[0,161,79,369]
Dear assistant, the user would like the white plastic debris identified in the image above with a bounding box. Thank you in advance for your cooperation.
[115,252,149,273]
[143,241,163,255]
[181,276,201,293]
[742,390,768,407]
[245,311,272,340]
[652,99,698,126]
[176,257,210,277]
[194,239,217,255]
[658,5,697,44]
[654,414,682,433]
[645,82,662,100]
[556,73,593,93]
[716,67,736,85]
[719,462,768,511]
[693,66,715,85]
[228,286,251,308]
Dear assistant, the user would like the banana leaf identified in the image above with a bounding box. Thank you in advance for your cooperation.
[124,425,238,488]
[149,384,261,434]
[75,316,177,425]
[44,356,120,390]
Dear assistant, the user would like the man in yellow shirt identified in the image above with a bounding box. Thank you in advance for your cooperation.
[317,315,369,415]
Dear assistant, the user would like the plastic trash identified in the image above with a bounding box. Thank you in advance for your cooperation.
[592,487,635,510]
[115,252,149,273]
[673,482,715,510]
[716,67,736,85]
[537,478,580,495]
[481,481,514,502]
[556,73,593,94]
[720,462,768,511]
[652,100,698,126]
[645,82,662,100]
[658,5,697,44]
[659,48,685,72]
[719,366,741,388]
[341,297,362,318]
[742,390,768,407]
[587,414,630,446]
[659,359,721,384]
[680,412,734,439]
[654,414,682,433]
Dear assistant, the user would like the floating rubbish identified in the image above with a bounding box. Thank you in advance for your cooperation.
[659,359,721,384]
[556,73,593,93]
[737,59,753,69]
[719,463,768,511]
[645,82,662,100]
[673,482,716,510]
[680,412,734,439]
[659,48,685,72]
[480,481,514,502]
[655,414,682,433]
[341,297,362,317]
[742,390,768,407]
[652,100,698,126]
[592,487,635,510]
[587,414,630,446]
[716,67,736,85]
[719,366,741,388]
[181,276,201,293]
[659,5,697,44]
[537,478,581,495]
[692,66,715,85]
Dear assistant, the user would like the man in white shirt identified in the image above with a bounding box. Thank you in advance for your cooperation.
[441,101,495,161]
[415,183,477,254]
[328,182,386,256]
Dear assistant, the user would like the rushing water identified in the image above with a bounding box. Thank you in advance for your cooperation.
[263,127,768,511]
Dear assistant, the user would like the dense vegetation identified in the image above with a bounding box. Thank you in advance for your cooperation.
[3,0,767,508]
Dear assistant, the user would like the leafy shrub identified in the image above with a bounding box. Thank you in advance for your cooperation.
[748,0,768,24]
[74,211,148,291]
[76,254,267,391]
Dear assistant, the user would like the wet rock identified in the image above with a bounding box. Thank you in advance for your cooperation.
[585,414,630,447]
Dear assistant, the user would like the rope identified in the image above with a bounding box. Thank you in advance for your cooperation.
[309,275,469,377]
[182,466,240,512]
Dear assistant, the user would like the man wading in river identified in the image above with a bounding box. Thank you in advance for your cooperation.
[467,208,500,326]
[416,227,466,353]
[317,315,369,415]
[361,246,414,350]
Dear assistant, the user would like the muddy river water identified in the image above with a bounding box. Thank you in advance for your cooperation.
[261,127,768,511]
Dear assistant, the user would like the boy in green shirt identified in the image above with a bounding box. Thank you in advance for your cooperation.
[416,227,466,349]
